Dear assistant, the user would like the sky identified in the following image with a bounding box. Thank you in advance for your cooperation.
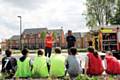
[0,0,88,41]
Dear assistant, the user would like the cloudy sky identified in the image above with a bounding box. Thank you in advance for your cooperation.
[0,0,87,41]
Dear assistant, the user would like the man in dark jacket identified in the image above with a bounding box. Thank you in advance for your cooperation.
[66,30,76,54]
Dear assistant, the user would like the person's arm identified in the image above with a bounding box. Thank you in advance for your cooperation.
[65,57,69,69]
[13,58,17,72]
[84,56,88,75]
[79,59,83,73]
[29,59,33,71]
[103,58,107,71]
[1,58,5,72]
[66,36,68,42]
[73,36,76,47]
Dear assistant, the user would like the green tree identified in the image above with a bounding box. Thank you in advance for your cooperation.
[52,32,57,40]
[86,0,116,28]
[40,32,46,48]
[110,0,120,25]
[52,32,57,47]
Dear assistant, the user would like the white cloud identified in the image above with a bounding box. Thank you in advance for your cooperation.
[0,25,18,40]
[0,0,87,41]
[2,0,46,10]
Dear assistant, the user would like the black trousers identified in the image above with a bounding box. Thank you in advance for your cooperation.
[45,47,52,57]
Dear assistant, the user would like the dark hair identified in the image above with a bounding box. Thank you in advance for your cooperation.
[22,48,28,56]
[55,47,61,54]
[0,48,1,52]
[68,30,72,33]
[106,51,113,56]
[87,47,94,53]
[93,50,98,58]
[5,49,12,57]
[38,49,43,56]
[70,47,77,55]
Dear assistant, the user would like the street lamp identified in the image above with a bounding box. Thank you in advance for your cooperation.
[61,26,63,48]
[17,16,22,50]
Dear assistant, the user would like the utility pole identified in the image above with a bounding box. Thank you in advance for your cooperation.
[17,16,22,50]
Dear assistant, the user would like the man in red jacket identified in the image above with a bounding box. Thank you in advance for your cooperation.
[45,32,53,58]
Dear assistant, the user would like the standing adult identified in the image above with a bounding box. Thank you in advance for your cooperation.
[0,48,2,62]
[66,30,76,54]
[0,48,2,55]
[45,32,53,58]
[88,40,92,47]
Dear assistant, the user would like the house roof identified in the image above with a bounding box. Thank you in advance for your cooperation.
[23,28,47,34]
[73,32,81,38]
[48,29,63,36]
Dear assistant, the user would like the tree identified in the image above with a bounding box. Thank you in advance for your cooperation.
[86,0,116,28]
[52,32,57,40]
[110,0,120,25]
[40,32,46,48]
[52,32,57,47]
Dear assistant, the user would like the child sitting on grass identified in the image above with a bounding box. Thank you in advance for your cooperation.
[66,47,82,80]
[49,47,66,78]
[1,49,17,78]
[15,48,32,78]
[32,49,49,78]
[85,47,104,76]
[104,51,120,75]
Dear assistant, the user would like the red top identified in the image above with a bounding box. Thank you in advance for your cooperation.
[87,52,104,75]
[45,35,53,48]
[105,55,120,74]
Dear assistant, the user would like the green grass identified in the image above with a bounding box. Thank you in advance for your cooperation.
[0,73,118,80]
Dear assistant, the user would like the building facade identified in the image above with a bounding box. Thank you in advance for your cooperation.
[1,28,65,50]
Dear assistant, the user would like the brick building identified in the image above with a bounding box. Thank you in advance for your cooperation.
[1,28,65,50]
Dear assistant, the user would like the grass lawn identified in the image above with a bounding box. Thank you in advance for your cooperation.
[0,73,119,80]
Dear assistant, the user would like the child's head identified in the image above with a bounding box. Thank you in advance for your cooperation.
[38,49,43,56]
[87,46,94,53]
[93,50,99,58]
[22,48,29,56]
[70,47,77,55]
[55,47,61,54]
[5,49,12,57]
[106,51,113,56]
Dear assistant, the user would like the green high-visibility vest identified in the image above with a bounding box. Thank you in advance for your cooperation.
[32,56,49,78]
[50,54,65,77]
[15,57,32,77]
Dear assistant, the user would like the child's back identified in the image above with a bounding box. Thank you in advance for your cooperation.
[105,51,120,74]
[1,49,17,78]
[66,55,82,76]
[50,47,66,78]
[85,47,104,76]
[32,49,49,78]
[15,48,32,78]
[66,47,82,79]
